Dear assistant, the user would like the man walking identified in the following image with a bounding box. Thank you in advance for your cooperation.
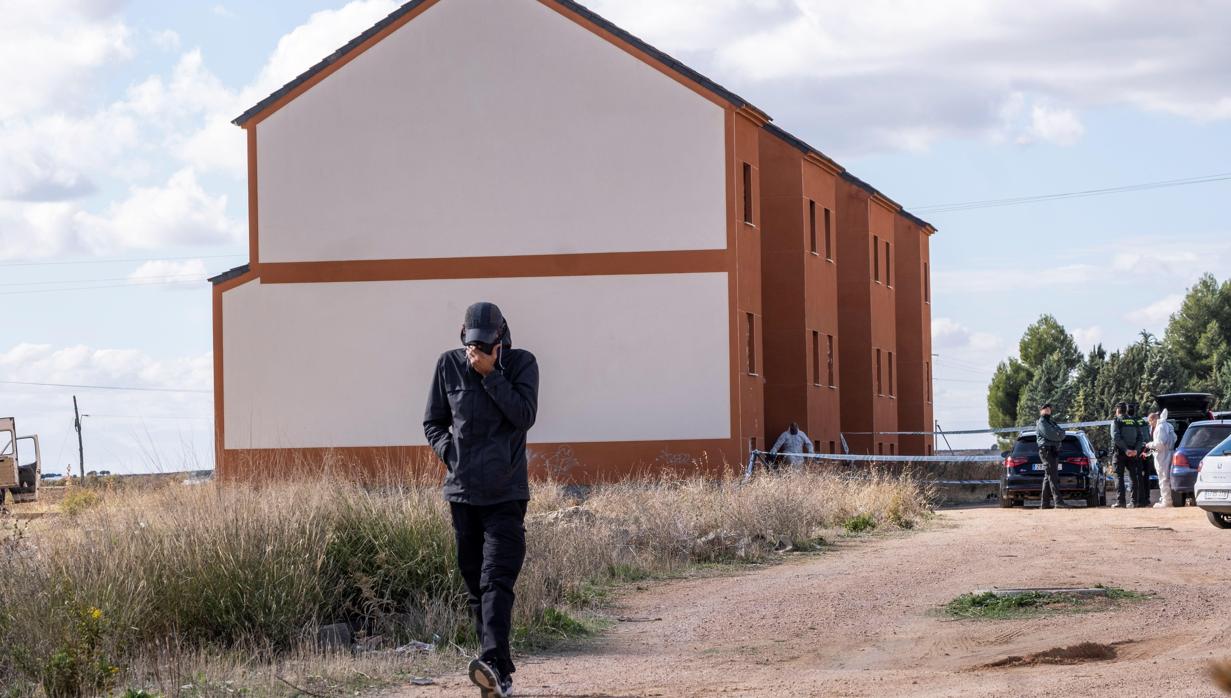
[1146,410,1177,508]
[744,422,815,479]
[1035,404,1069,509]
[1111,402,1146,508]
[425,302,539,698]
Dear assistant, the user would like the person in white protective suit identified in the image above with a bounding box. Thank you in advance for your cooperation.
[770,423,815,471]
[1146,410,1177,508]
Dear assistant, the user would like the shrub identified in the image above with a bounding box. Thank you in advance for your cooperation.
[0,469,930,694]
[58,489,100,517]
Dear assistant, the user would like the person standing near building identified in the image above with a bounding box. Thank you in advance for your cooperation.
[1146,410,1177,508]
[424,302,539,698]
[1035,404,1069,509]
[1111,402,1146,508]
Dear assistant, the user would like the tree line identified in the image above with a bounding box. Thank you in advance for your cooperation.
[987,273,1231,447]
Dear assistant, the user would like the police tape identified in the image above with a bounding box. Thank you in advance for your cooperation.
[840,419,1115,437]
[750,450,1003,464]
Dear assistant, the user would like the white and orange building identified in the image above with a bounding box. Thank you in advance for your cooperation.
[211,0,935,480]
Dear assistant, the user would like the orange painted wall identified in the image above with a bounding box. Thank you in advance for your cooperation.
[893,215,935,455]
[758,129,842,454]
[732,111,766,461]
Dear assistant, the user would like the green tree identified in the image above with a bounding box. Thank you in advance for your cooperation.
[1163,274,1231,382]
[1016,354,1077,426]
[1019,314,1082,373]
[987,358,1032,431]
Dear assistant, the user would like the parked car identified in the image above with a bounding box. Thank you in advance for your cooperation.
[1169,420,1231,507]
[1155,393,1217,439]
[1000,432,1105,507]
[1194,433,1231,528]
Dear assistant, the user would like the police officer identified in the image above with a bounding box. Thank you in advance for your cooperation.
[1127,403,1152,507]
[1111,402,1147,508]
[1035,403,1069,509]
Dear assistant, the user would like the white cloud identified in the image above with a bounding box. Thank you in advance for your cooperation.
[152,29,181,51]
[933,317,1004,354]
[1129,293,1185,327]
[0,0,132,119]
[0,169,242,259]
[585,0,1231,154]
[1072,325,1104,349]
[127,258,209,290]
[210,4,235,19]
[0,342,214,473]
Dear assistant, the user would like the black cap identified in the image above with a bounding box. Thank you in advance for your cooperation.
[1116,401,1128,413]
[463,302,504,345]
[1040,403,1052,410]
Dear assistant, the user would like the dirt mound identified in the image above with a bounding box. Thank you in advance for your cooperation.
[985,642,1119,668]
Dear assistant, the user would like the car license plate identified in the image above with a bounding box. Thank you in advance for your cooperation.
[1032,464,1045,471]
[1205,490,1230,501]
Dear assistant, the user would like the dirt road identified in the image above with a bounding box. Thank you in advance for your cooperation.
[400,506,1231,697]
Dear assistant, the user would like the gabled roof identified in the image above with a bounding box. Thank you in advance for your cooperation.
[233,0,757,127]
[208,263,251,285]
[230,0,935,238]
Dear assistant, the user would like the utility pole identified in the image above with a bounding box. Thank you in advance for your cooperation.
[73,395,85,479]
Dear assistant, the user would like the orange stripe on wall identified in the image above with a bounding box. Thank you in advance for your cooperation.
[258,249,728,284]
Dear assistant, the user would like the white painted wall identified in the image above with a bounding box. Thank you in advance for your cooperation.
[256,0,727,263]
[223,273,731,449]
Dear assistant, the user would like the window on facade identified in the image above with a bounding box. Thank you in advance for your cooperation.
[876,348,883,395]
[873,236,880,282]
[924,262,931,303]
[742,163,753,224]
[829,440,836,454]
[746,313,756,375]
[878,442,884,455]
[888,351,895,397]
[809,200,817,254]
[811,331,821,386]
[824,209,833,260]
[827,334,836,387]
[889,443,896,456]
[885,241,892,286]
[813,440,821,453]
[926,361,933,402]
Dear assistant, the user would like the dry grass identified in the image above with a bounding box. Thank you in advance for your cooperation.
[0,468,931,697]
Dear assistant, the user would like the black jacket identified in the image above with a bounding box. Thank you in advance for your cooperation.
[1112,416,1146,453]
[1035,414,1066,449]
[423,337,539,506]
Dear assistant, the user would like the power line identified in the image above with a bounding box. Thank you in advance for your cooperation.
[0,254,243,269]
[0,279,206,296]
[0,380,210,394]
[913,172,1231,214]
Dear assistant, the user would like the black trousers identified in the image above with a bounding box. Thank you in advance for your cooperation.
[449,500,528,677]
[1114,451,1149,506]
[1038,445,1061,506]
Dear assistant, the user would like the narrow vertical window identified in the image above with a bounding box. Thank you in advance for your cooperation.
[746,312,756,375]
[924,262,931,302]
[824,208,833,260]
[889,443,896,456]
[827,334,836,387]
[885,241,892,286]
[878,442,884,455]
[876,348,883,395]
[813,440,821,453]
[809,200,817,254]
[829,440,836,454]
[888,351,895,396]
[926,361,933,402]
[742,163,753,224]
[873,236,880,282]
[811,331,821,386]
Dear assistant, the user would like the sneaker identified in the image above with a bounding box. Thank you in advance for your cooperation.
[469,658,505,697]
[1153,502,1167,508]
[499,673,514,697]
[1111,502,1125,508]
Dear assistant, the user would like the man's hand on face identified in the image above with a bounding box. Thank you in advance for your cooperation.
[467,344,499,377]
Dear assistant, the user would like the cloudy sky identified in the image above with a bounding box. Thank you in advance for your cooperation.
[3,0,1229,471]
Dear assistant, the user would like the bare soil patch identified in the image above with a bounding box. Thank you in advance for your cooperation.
[396,505,1231,698]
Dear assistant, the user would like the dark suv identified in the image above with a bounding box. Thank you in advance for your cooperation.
[999,432,1105,507]
[1169,420,1231,507]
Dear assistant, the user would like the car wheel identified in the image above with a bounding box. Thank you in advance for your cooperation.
[1208,511,1231,529]
[1171,490,1187,507]
[999,484,1013,508]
